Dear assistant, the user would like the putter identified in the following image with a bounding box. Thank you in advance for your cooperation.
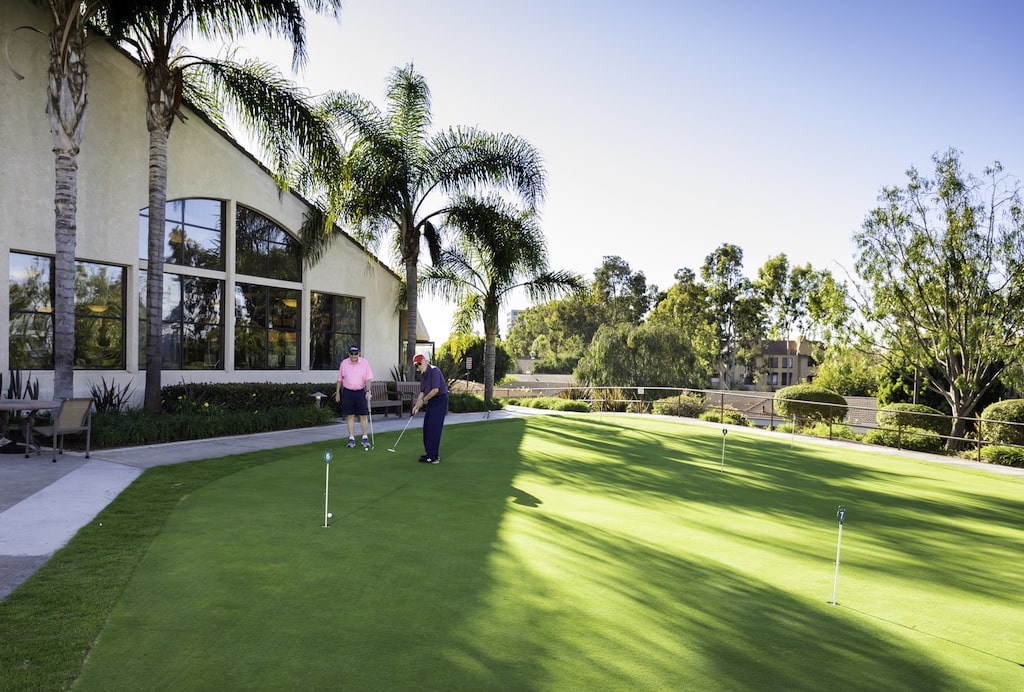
[388,414,415,452]
[367,409,374,450]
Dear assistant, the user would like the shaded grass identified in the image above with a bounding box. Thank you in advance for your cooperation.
[3,415,1024,690]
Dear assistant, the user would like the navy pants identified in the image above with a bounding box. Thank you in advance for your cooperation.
[422,394,448,459]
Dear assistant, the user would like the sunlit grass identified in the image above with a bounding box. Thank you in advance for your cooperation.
[3,415,1023,690]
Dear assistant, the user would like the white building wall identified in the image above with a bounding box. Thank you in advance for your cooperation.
[0,0,406,402]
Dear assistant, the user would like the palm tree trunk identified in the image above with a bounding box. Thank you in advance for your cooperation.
[403,216,420,381]
[483,319,498,404]
[405,257,418,380]
[47,21,88,400]
[142,67,177,412]
[52,151,78,400]
[143,128,168,412]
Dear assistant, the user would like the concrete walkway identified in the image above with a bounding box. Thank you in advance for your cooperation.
[0,409,527,601]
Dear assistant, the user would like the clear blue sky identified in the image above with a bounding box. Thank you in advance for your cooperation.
[208,0,1024,345]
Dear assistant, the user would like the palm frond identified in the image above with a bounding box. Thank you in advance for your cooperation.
[426,127,547,206]
[188,58,343,184]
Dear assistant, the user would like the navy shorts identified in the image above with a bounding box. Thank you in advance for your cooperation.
[340,388,369,416]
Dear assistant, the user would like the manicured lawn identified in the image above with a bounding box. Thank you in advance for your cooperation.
[4,415,1023,690]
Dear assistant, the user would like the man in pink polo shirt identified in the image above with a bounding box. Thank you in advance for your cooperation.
[334,345,374,449]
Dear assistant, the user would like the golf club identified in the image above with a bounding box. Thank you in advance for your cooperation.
[388,413,415,452]
[367,408,374,450]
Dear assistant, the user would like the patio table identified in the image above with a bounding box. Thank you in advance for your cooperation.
[0,399,62,457]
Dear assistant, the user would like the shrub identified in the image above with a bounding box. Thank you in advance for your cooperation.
[774,384,847,422]
[447,392,504,413]
[877,403,947,435]
[698,409,751,426]
[978,399,1024,445]
[90,405,336,449]
[863,426,944,454]
[161,382,335,414]
[979,445,1024,467]
[802,421,859,441]
[506,396,589,412]
[652,392,706,418]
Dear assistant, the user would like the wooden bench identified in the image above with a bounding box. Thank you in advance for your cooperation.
[368,381,403,418]
[395,381,420,414]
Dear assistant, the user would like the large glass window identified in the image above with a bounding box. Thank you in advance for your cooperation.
[235,206,301,281]
[9,253,125,369]
[139,198,224,270]
[139,270,223,369]
[310,293,362,370]
[234,284,300,369]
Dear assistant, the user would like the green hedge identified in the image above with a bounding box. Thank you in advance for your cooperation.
[161,381,335,413]
[651,393,706,418]
[979,399,1024,445]
[979,445,1024,467]
[505,396,590,412]
[863,426,944,454]
[877,403,948,435]
[698,409,751,426]
[801,421,859,441]
[774,384,847,422]
[90,405,337,449]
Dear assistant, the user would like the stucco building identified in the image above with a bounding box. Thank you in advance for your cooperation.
[1,1,423,402]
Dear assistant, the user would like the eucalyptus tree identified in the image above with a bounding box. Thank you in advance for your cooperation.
[420,195,582,403]
[107,0,344,411]
[701,243,761,387]
[854,149,1024,447]
[305,64,547,378]
[593,255,656,325]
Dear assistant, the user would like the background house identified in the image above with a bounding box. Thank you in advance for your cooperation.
[713,337,819,392]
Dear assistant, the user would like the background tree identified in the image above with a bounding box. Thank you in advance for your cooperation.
[645,267,719,384]
[755,254,815,345]
[701,243,761,387]
[593,255,656,325]
[505,297,594,373]
[306,64,546,379]
[574,321,708,389]
[435,334,514,389]
[812,344,885,397]
[109,0,344,412]
[420,195,583,403]
[854,149,1024,448]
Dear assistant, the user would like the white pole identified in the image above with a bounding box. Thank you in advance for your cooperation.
[830,506,846,605]
[720,428,728,471]
[323,449,333,527]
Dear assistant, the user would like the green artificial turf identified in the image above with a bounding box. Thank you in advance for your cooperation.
[6,415,1024,690]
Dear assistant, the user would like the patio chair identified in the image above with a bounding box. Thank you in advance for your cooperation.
[31,398,93,462]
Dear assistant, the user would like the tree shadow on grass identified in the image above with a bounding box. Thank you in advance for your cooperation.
[67,415,1023,690]
[522,416,1024,604]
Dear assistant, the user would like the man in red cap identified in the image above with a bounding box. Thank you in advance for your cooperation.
[411,353,448,463]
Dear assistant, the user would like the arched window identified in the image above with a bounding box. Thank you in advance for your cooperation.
[233,206,302,369]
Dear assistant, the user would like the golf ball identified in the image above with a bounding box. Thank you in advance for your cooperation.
[327,512,333,518]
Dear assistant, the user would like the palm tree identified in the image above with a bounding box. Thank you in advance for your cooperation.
[420,195,583,403]
[16,1,113,399]
[303,64,547,379]
[105,0,344,411]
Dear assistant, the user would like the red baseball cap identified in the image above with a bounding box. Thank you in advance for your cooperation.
[413,354,426,364]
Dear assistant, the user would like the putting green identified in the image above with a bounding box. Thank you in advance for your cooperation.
[73,415,1024,690]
